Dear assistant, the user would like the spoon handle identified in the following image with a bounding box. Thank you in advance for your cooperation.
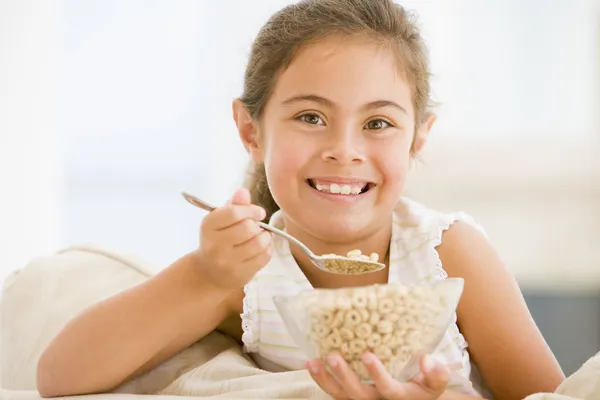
[181,191,217,212]
[255,221,315,257]
[181,191,317,258]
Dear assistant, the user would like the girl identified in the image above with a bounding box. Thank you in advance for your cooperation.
[37,1,565,399]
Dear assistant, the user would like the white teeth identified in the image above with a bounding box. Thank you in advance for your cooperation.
[340,185,351,195]
[312,181,367,195]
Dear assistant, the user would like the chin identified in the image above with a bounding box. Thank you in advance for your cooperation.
[289,212,374,244]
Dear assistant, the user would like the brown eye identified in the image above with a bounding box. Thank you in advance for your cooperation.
[299,113,324,125]
[365,119,391,130]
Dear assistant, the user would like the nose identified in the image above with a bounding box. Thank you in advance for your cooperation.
[320,126,365,165]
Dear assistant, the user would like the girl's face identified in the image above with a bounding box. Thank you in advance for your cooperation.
[238,36,434,244]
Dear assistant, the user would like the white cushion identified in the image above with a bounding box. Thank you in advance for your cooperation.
[0,244,159,390]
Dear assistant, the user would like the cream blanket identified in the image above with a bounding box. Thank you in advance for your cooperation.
[2,332,329,400]
[0,245,599,400]
[3,330,599,400]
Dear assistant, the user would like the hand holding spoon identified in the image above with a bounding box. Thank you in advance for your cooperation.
[181,191,386,275]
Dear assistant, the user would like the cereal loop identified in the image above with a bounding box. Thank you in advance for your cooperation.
[313,323,330,339]
[369,311,380,325]
[397,315,414,329]
[339,327,355,341]
[366,333,382,349]
[319,310,335,324]
[376,320,394,334]
[355,322,373,339]
[351,289,368,308]
[378,298,394,314]
[344,309,362,327]
[327,331,343,348]
[374,345,393,361]
[349,339,367,354]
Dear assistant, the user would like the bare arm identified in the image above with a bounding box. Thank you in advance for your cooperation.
[36,252,239,397]
[438,222,565,400]
[37,189,270,398]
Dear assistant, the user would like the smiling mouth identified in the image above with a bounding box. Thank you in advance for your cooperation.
[306,179,375,195]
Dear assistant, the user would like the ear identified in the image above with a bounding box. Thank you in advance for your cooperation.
[233,98,263,163]
[412,112,436,155]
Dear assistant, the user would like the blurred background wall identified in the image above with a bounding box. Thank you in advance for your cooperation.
[1,0,599,376]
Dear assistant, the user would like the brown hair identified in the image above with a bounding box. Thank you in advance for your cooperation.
[240,0,432,221]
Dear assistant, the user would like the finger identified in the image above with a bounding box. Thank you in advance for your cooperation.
[228,188,251,205]
[414,355,449,395]
[362,353,406,399]
[235,230,272,262]
[205,204,266,231]
[325,354,376,400]
[214,218,262,246]
[306,360,349,400]
[238,239,272,272]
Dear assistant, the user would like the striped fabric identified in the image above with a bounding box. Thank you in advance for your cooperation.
[241,198,489,397]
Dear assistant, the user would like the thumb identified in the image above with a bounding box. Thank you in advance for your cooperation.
[229,188,252,206]
[415,355,449,394]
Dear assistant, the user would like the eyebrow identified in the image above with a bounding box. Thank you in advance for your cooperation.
[281,94,408,114]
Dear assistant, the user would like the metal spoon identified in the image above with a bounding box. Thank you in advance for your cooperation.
[181,191,386,275]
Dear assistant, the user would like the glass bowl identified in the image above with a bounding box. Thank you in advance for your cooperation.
[273,278,464,383]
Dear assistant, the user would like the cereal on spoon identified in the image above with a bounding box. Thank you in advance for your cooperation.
[320,249,381,274]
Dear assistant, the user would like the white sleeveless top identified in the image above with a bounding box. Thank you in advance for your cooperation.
[241,198,490,397]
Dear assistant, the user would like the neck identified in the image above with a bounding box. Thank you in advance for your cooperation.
[283,215,393,288]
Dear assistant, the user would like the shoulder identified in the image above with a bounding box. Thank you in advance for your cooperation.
[394,198,486,237]
[436,219,492,274]
[392,198,487,273]
[436,220,565,399]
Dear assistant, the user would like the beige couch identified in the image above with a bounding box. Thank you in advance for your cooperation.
[0,245,598,399]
